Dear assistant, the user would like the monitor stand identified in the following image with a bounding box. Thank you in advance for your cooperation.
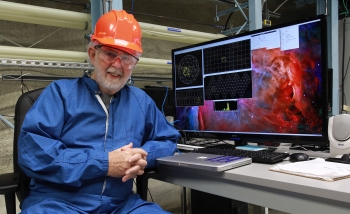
[234,139,248,147]
[289,144,329,152]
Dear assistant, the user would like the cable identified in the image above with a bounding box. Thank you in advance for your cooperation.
[101,0,106,14]
[161,86,168,115]
[132,179,155,203]
[108,0,112,12]
[174,125,187,145]
[130,0,135,14]
[343,0,350,15]
[171,120,180,125]
[339,0,350,17]
[0,34,24,47]
[20,71,29,94]
[273,0,288,13]
[47,0,87,6]
[28,28,63,48]
[0,114,14,117]
[342,54,350,106]
[147,187,155,202]
[223,12,233,31]
[341,18,346,112]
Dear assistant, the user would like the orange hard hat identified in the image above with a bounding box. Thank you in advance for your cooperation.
[91,10,143,55]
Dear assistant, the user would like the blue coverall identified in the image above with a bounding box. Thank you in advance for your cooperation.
[18,75,181,213]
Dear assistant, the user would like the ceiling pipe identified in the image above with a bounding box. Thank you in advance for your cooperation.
[0,46,86,62]
[0,0,90,22]
[140,22,225,43]
[0,1,224,43]
[0,46,171,69]
[0,11,90,31]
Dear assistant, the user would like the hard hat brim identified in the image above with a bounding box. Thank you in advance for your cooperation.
[93,37,143,54]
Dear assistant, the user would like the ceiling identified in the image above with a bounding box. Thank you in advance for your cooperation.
[0,0,323,56]
[1,0,322,35]
[0,0,346,80]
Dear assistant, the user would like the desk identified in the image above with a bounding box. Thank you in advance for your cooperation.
[156,161,350,214]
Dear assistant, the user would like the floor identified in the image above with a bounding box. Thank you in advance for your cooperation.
[0,195,289,214]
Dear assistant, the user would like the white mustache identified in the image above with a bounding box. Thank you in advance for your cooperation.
[106,69,122,76]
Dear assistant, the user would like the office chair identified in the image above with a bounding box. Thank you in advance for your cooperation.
[0,88,157,214]
[0,87,44,214]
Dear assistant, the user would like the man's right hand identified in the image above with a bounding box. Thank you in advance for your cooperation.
[107,143,147,181]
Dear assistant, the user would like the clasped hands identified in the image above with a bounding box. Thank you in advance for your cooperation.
[107,142,148,182]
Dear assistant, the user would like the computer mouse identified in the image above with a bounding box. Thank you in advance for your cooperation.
[289,153,309,162]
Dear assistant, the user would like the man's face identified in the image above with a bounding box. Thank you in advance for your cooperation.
[88,45,138,95]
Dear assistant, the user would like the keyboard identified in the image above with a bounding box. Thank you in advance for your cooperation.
[192,144,290,164]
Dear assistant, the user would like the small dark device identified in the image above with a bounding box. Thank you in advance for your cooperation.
[325,153,350,164]
[289,153,309,162]
[340,154,350,162]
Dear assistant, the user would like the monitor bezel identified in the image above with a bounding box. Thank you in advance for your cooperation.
[171,15,329,145]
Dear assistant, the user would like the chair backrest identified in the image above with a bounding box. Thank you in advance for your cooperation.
[13,88,44,202]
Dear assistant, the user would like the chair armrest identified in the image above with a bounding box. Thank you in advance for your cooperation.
[0,173,20,194]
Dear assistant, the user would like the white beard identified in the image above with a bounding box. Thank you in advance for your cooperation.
[92,64,131,94]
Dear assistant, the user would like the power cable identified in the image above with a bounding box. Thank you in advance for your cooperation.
[130,0,135,14]
[273,0,288,13]
[224,12,234,31]
[47,0,87,6]
[132,180,155,202]
[161,86,168,115]
[341,18,346,111]
[28,28,63,48]
[294,0,313,9]
[0,34,24,47]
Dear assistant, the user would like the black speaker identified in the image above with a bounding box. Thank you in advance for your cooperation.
[329,114,350,157]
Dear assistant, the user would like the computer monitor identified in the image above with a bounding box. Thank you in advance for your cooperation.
[172,15,329,147]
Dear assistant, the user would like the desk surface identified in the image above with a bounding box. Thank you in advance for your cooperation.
[156,160,350,214]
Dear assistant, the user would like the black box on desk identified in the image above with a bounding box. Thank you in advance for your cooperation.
[142,87,174,117]
[191,189,248,214]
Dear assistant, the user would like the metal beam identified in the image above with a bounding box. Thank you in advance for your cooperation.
[221,23,249,35]
[0,58,93,70]
[216,2,249,18]
[249,0,263,31]
[328,0,339,115]
[2,74,171,82]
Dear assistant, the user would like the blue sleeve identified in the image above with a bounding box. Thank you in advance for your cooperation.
[18,83,108,187]
[140,98,181,168]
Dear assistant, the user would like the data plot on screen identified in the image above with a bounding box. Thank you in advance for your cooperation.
[204,71,252,100]
[175,50,203,88]
[176,88,204,106]
[204,39,251,74]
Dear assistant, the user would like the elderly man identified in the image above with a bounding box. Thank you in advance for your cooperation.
[18,10,180,214]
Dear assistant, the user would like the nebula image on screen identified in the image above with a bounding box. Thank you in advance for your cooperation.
[175,21,323,136]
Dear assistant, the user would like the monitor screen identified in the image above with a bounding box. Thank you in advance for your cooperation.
[172,16,329,146]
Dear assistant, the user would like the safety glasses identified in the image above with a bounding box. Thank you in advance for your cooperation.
[95,45,139,69]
